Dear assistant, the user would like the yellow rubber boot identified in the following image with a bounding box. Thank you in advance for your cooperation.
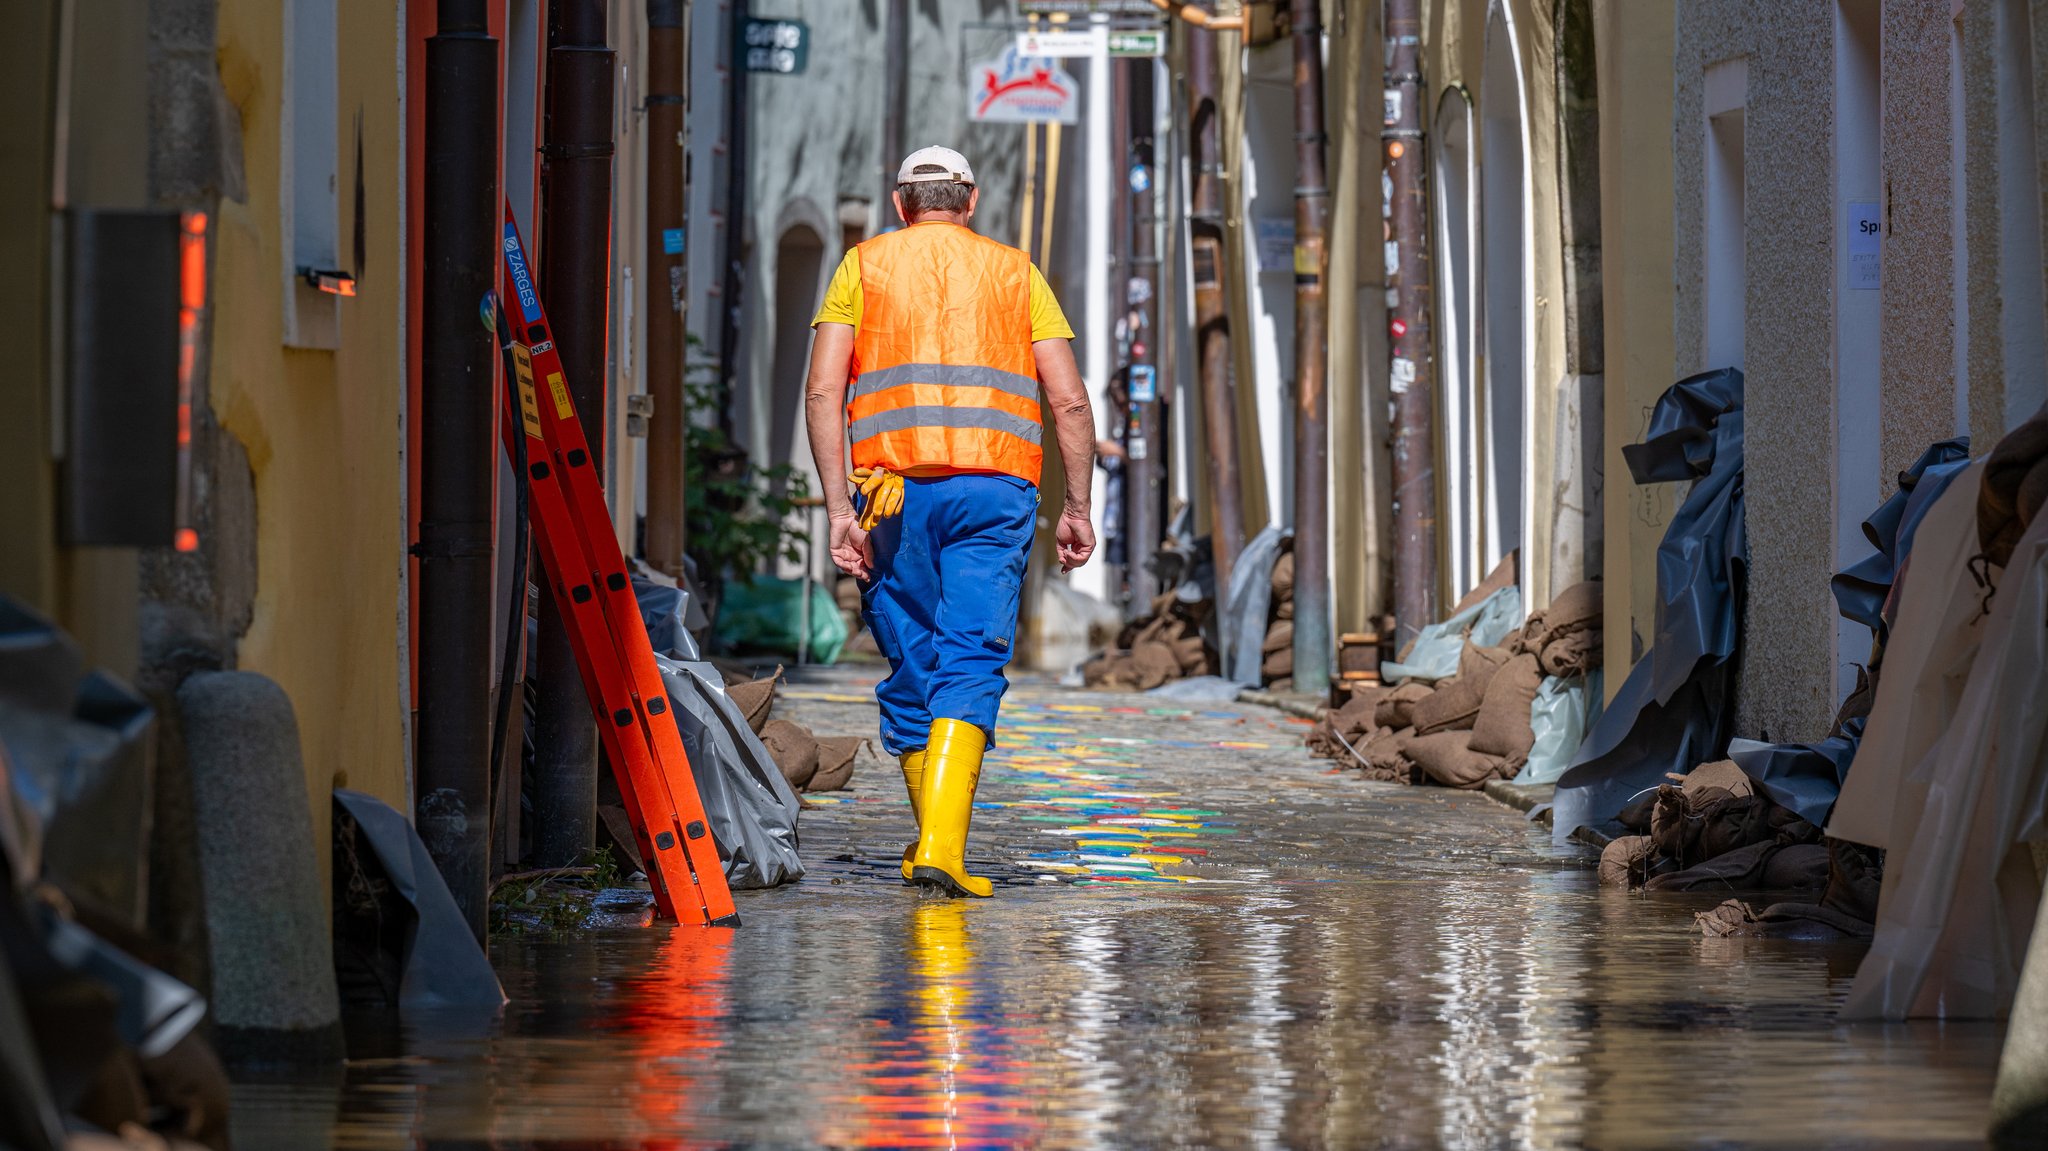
[899,749,927,881]
[907,719,994,898]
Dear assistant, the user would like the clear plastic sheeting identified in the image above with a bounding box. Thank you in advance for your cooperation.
[1223,526,1290,686]
[1553,369,1746,844]
[1517,671,1603,786]
[331,789,506,1010]
[652,656,805,889]
[1379,586,1523,685]
[1840,507,2048,1020]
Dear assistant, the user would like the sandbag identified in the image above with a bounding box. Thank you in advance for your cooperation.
[1270,549,1296,598]
[1542,581,1602,638]
[1600,835,1656,888]
[1980,408,2048,568]
[1260,646,1292,681]
[1262,620,1294,654]
[1411,649,1507,735]
[725,671,781,735]
[1375,682,1433,730]
[1171,635,1210,674]
[1362,726,1418,782]
[1407,730,1503,789]
[1132,642,1182,690]
[1449,550,1518,620]
[760,719,820,791]
[808,737,863,792]
[1470,653,1543,761]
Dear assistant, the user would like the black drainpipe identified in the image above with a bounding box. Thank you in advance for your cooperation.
[529,0,616,868]
[416,0,501,941]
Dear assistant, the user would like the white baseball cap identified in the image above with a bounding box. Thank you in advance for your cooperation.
[897,146,976,185]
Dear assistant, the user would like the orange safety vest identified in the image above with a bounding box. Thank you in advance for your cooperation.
[847,223,1043,484]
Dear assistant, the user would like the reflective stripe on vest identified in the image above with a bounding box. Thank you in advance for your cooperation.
[847,224,1042,483]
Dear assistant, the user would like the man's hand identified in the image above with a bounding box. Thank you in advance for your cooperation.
[829,512,874,580]
[1056,505,1096,572]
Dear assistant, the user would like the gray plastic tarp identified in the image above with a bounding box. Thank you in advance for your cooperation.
[332,789,506,1010]
[633,579,804,889]
[1552,368,1746,844]
[1223,526,1290,686]
[652,657,806,889]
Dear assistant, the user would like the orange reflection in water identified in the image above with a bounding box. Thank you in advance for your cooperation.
[828,902,1044,1150]
[613,925,735,1149]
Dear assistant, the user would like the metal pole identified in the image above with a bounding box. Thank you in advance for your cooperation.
[1076,13,1113,603]
[1289,0,1332,694]
[1383,0,1438,649]
[417,0,500,940]
[1126,55,1163,609]
[645,0,689,575]
[716,0,750,433]
[1184,15,1244,597]
[879,0,910,226]
[531,0,615,869]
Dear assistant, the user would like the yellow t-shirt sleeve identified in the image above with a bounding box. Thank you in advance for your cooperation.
[811,248,863,328]
[1029,265,1074,342]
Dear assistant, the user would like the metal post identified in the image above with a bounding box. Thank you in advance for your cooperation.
[530,0,615,869]
[1076,13,1113,603]
[716,0,750,433]
[1184,15,1244,596]
[1383,0,1438,649]
[1289,0,1332,694]
[645,0,689,575]
[1126,55,1163,609]
[879,0,910,225]
[416,0,500,939]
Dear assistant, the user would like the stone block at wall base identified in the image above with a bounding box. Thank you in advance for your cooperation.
[177,671,341,1064]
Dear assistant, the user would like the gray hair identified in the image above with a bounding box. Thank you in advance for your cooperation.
[897,164,974,217]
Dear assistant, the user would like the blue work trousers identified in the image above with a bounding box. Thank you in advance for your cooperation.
[860,474,1037,755]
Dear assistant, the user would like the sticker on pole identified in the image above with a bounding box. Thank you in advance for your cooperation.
[512,345,544,438]
[969,46,1081,124]
[1130,364,1157,403]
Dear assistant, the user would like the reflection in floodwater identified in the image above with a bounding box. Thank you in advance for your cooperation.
[231,868,2004,1149]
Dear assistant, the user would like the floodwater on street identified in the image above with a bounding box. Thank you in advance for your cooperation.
[232,670,2003,1149]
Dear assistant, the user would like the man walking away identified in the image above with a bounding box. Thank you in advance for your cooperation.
[805,146,1097,898]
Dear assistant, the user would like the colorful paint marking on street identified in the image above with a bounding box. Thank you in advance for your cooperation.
[988,697,1237,884]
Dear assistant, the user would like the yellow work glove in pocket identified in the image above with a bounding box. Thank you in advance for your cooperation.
[850,467,904,532]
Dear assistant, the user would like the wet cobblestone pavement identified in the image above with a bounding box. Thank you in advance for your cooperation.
[234,665,2004,1149]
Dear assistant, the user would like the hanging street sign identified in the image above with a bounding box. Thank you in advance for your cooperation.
[1014,28,1102,57]
[969,46,1081,124]
[1108,29,1165,56]
[742,18,808,74]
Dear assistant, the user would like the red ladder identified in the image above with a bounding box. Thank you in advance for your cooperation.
[498,204,738,927]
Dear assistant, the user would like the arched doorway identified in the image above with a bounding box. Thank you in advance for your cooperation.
[1479,0,1530,583]
[767,224,826,488]
[1433,87,1483,602]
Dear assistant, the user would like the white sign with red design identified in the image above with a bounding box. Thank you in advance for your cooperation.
[969,46,1082,124]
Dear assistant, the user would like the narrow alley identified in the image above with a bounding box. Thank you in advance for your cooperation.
[235,671,1999,1149]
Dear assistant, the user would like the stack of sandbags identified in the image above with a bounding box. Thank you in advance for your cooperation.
[1307,641,1525,789]
[1515,580,1603,678]
[1595,760,1835,900]
[1081,590,1219,690]
[724,667,869,793]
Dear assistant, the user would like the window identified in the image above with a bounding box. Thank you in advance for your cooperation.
[1702,58,1745,372]
[283,0,342,348]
